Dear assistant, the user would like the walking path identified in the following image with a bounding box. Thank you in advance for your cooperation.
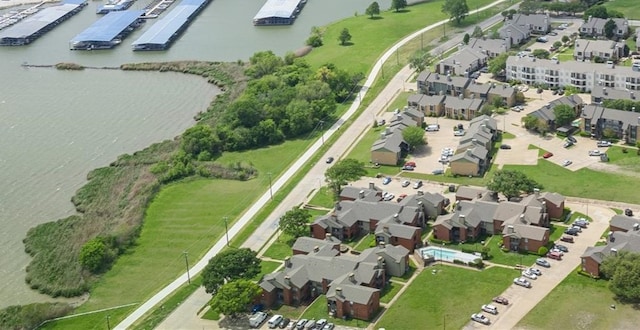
[116,1,512,329]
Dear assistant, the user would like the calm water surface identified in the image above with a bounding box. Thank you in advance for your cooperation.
[0,0,391,308]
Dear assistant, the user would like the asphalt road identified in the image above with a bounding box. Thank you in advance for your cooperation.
[115,1,513,329]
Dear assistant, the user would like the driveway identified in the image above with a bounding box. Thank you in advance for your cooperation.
[464,202,614,329]
[528,19,582,52]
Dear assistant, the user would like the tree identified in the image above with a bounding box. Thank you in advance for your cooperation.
[408,49,433,74]
[209,280,262,317]
[79,237,111,273]
[487,170,543,200]
[553,104,576,127]
[463,33,470,45]
[471,26,483,38]
[532,49,550,59]
[366,2,380,18]
[202,248,261,294]
[402,126,427,150]
[561,35,570,44]
[338,28,352,45]
[306,26,323,47]
[279,207,311,239]
[488,52,508,76]
[600,251,640,302]
[604,19,616,39]
[583,5,609,20]
[515,91,525,104]
[181,125,222,160]
[391,0,407,12]
[536,120,550,136]
[442,0,469,25]
[522,114,539,130]
[325,158,367,196]
[553,41,562,49]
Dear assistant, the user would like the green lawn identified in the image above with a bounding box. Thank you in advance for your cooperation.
[518,273,640,329]
[376,265,516,330]
[608,146,640,171]
[386,91,412,112]
[485,235,540,266]
[556,46,574,62]
[253,260,283,282]
[353,234,375,252]
[605,0,640,19]
[307,187,335,208]
[263,237,294,260]
[380,282,404,304]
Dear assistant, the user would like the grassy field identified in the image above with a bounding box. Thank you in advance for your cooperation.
[376,265,516,330]
[254,260,283,282]
[518,273,640,329]
[380,281,404,304]
[307,186,335,208]
[262,239,294,260]
[605,0,640,19]
[556,46,574,62]
[608,146,640,171]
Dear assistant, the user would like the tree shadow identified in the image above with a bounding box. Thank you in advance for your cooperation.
[368,16,384,20]
[340,42,355,47]
[391,9,411,14]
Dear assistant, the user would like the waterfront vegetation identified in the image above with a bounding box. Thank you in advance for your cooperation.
[376,265,515,330]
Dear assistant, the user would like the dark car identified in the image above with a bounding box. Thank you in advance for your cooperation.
[625,208,634,216]
[561,235,575,243]
[554,244,569,253]
[493,296,509,305]
[325,157,334,164]
[558,89,565,95]
[543,152,553,159]
[252,304,264,313]
[457,123,464,130]
[563,141,573,148]
[537,88,543,94]
[500,144,512,150]
[278,318,291,329]
[480,66,489,73]
[573,220,588,228]
[552,89,559,95]
[567,136,577,144]
[564,228,579,236]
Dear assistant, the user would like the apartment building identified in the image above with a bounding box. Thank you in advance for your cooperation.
[579,104,640,144]
[580,17,629,39]
[573,39,625,62]
[436,47,488,76]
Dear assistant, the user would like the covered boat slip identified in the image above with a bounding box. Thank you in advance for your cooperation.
[0,0,87,46]
[96,0,136,15]
[131,0,209,51]
[70,10,145,50]
[253,0,306,26]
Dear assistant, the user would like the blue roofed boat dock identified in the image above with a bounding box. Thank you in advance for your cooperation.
[142,0,177,19]
[0,0,87,46]
[131,0,210,51]
[253,0,307,26]
[70,10,145,50]
[96,0,136,15]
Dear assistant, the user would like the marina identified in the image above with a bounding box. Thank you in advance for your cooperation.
[0,3,44,30]
[0,0,87,46]
[96,0,135,15]
[131,0,209,51]
[142,0,176,19]
[253,0,306,26]
[70,10,144,50]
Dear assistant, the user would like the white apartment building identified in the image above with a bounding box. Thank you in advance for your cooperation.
[506,55,640,92]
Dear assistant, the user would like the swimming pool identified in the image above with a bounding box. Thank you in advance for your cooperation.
[419,246,479,264]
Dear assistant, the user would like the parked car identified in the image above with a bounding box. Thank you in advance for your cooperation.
[278,318,291,329]
[547,251,563,260]
[567,136,577,143]
[600,153,609,162]
[549,31,558,36]
[295,319,308,330]
[404,161,416,167]
[304,319,316,329]
[554,244,569,252]
[325,157,334,164]
[322,323,335,330]
[413,180,423,189]
[401,180,411,187]
[315,319,327,329]
[471,313,491,325]
[561,235,575,243]
[588,150,601,156]
[453,130,465,136]
[513,277,532,288]
[382,177,392,185]
[383,193,395,201]
[564,228,579,236]
[563,141,573,148]
[252,304,264,313]
[432,169,444,175]
[500,144,512,150]
[550,247,565,255]
[625,208,634,216]
[269,315,284,329]
[597,140,612,147]
[552,89,559,95]
[537,87,543,94]
[543,152,553,159]
[482,304,498,315]
[480,66,489,73]
[250,312,268,328]
[562,160,572,167]
[492,296,509,305]
[571,225,582,233]
[397,193,407,202]
[521,269,538,280]
[402,165,415,171]
[457,123,464,130]
[536,258,551,268]
[528,268,542,276]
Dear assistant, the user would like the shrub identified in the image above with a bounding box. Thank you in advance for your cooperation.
[429,238,451,245]
[537,246,549,256]
[306,34,323,47]
[453,259,465,265]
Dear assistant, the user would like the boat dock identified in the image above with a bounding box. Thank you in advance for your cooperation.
[96,0,135,15]
[0,2,46,30]
[0,0,87,46]
[253,0,306,26]
[70,10,144,50]
[142,0,176,19]
[131,0,209,51]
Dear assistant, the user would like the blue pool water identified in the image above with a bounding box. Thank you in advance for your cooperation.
[419,246,479,263]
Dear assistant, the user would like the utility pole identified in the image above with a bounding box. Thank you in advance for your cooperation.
[106,315,111,330]
[319,121,324,145]
[223,216,229,246]
[267,172,273,200]
[183,251,191,284]
[396,48,399,66]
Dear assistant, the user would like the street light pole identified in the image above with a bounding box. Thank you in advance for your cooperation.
[267,172,273,200]
[183,251,191,284]
[223,216,229,247]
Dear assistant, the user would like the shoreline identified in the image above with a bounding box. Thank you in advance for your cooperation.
[0,0,60,10]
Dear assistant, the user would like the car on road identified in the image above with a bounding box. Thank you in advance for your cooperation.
[492,296,509,305]
[471,313,491,325]
[543,152,553,159]
[554,244,569,252]
[402,165,415,171]
[514,277,532,288]
[528,268,542,276]
[567,136,577,143]
[597,140,612,147]
[325,157,334,164]
[560,235,575,243]
[625,208,634,216]
[521,269,538,280]
[453,130,465,136]
[564,227,579,236]
[413,180,423,189]
[481,304,498,314]
[588,149,601,156]
[511,105,523,112]
[549,31,558,36]
[536,258,551,268]
[563,141,573,148]
[500,144,512,150]
[382,177,392,185]
[401,180,411,187]
[562,160,572,167]
[432,169,444,175]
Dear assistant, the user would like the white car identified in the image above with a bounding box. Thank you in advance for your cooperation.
[383,193,395,201]
[401,180,410,187]
[550,248,564,256]
[453,130,465,136]
[528,268,542,276]
[481,304,498,315]
[597,141,612,147]
[521,269,538,280]
[562,160,572,167]
[513,277,532,288]
[471,313,490,325]
[588,150,601,156]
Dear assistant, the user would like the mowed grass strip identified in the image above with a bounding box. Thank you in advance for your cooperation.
[517,273,640,329]
[376,265,516,330]
[605,0,640,19]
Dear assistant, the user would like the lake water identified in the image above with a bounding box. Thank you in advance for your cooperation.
[0,0,391,308]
